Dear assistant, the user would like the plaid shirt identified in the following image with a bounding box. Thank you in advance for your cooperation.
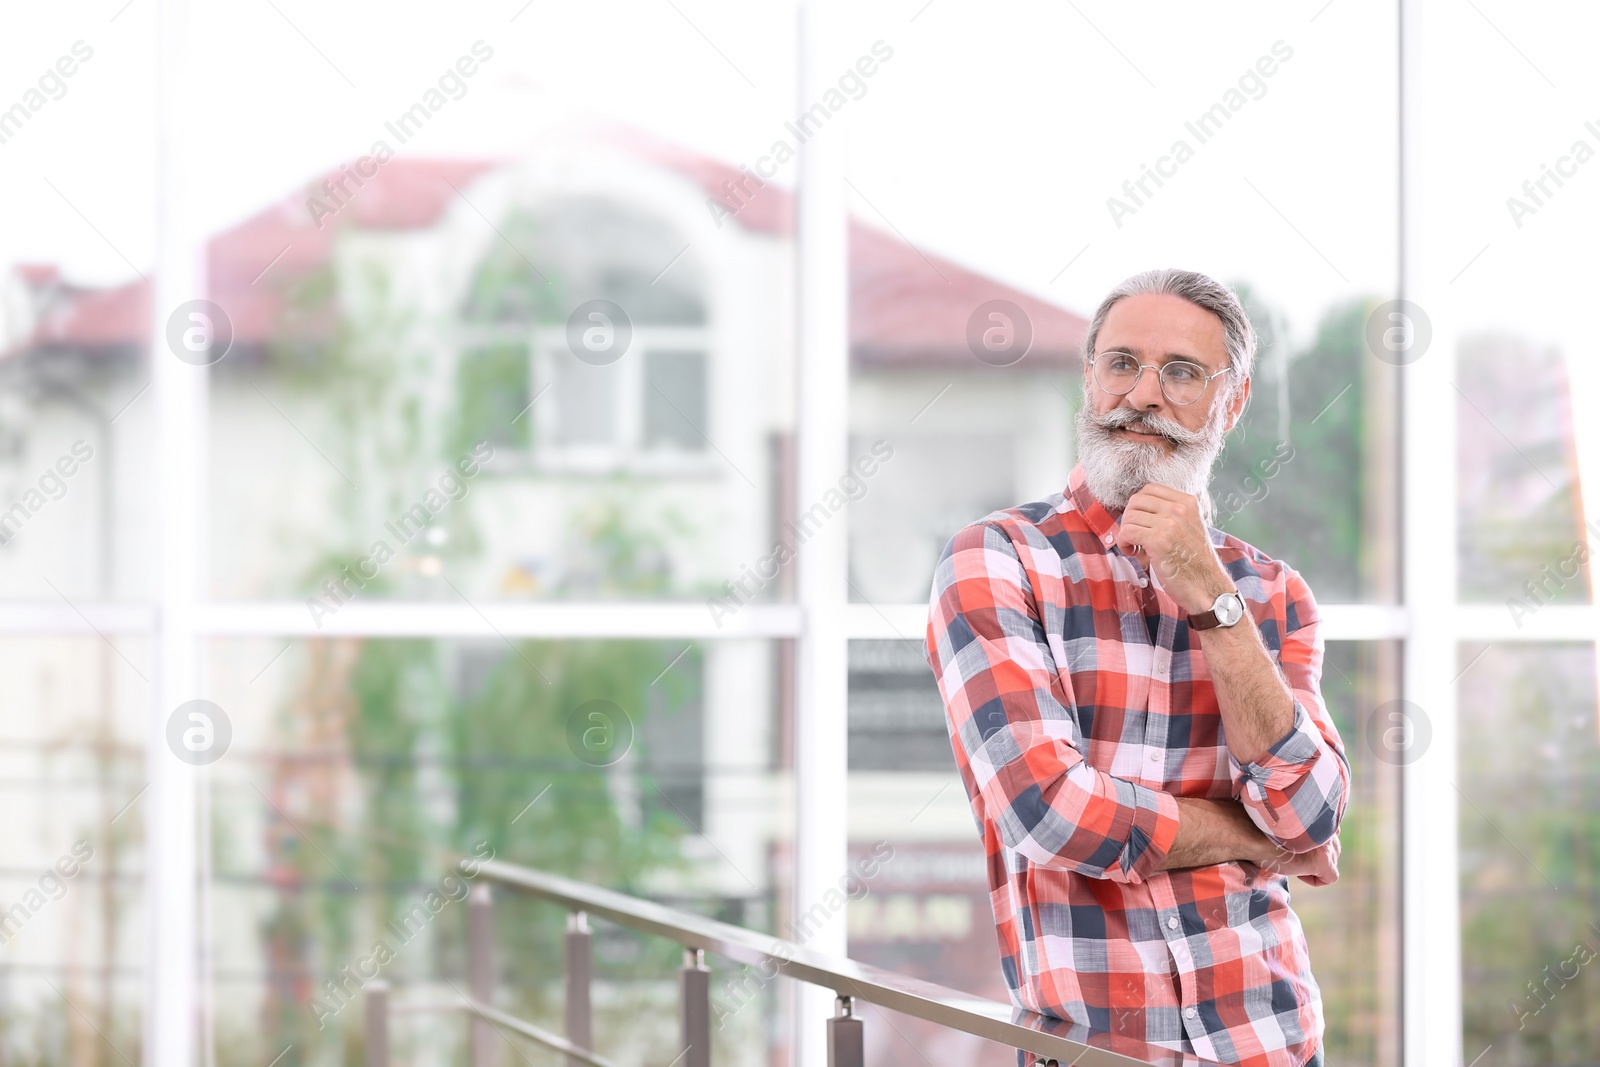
[924,464,1350,1067]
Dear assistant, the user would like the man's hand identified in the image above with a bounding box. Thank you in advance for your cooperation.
[1161,798,1342,887]
[1115,484,1232,615]
[1259,835,1341,887]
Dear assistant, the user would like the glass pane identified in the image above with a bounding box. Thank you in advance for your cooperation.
[1432,4,1600,606]
[846,4,1399,606]
[643,350,708,451]
[553,357,621,447]
[1457,339,1588,604]
[0,7,155,604]
[0,636,148,1064]
[846,639,1009,1063]
[204,635,789,1065]
[1457,642,1599,1066]
[0,356,153,601]
[1302,641,1402,1067]
[852,637,1401,1066]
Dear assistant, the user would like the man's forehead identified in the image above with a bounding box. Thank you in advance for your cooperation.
[1096,342,1210,362]
[1098,298,1227,366]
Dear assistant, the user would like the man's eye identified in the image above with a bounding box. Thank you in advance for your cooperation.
[1107,355,1138,374]
[1165,363,1203,383]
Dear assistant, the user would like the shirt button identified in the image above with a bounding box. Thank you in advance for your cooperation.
[1167,916,1179,930]
[1104,533,1115,545]
[1149,751,1161,762]
[1184,1007,1198,1020]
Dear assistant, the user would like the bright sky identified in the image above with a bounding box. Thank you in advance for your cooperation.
[1,0,1596,358]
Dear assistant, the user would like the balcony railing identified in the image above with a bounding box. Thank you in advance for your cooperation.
[361,857,1220,1067]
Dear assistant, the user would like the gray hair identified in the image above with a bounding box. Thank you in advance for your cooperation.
[1082,268,1257,388]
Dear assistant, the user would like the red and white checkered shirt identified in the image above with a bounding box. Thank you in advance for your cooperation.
[924,464,1350,1067]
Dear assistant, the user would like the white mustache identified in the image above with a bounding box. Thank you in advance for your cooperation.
[1087,405,1207,447]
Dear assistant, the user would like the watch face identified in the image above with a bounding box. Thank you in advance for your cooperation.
[1218,594,1244,625]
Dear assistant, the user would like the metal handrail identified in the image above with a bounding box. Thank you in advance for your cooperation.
[446,858,1220,1067]
[459,995,623,1067]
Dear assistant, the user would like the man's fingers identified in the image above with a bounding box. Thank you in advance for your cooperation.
[1131,484,1201,515]
[1120,496,1170,520]
[1116,519,1153,541]
[1121,505,1182,530]
[1134,482,1188,501]
[1262,840,1340,886]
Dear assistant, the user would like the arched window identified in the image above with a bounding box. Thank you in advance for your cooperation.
[456,196,710,469]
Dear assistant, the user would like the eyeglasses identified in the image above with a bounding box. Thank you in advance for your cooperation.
[1086,351,1233,406]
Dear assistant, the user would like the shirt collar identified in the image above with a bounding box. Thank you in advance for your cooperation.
[1066,463,1124,550]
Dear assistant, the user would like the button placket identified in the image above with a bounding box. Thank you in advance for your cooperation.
[1148,882,1199,1039]
[1144,648,1169,782]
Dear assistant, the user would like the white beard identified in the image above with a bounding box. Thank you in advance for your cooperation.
[1074,394,1230,524]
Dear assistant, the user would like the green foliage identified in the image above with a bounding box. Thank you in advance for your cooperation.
[1213,292,1372,601]
[260,258,465,600]
[451,638,692,885]
[1458,644,1600,1064]
[558,492,694,598]
[251,636,698,1065]
[1455,334,1584,604]
[457,210,566,325]
[347,640,436,917]
[451,341,532,456]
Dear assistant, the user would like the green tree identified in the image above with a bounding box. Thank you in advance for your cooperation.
[1214,291,1372,602]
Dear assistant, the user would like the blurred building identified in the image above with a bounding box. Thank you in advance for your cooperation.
[0,130,1087,1045]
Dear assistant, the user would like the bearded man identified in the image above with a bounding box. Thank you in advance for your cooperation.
[924,269,1349,1067]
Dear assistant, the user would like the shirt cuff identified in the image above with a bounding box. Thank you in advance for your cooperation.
[1230,699,1323,794]
[1119,784,1182,882]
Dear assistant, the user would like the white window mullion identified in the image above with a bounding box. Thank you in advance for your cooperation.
[150,1,203,1064]
[792,3,852,1066]
[1402,2,1464,1063]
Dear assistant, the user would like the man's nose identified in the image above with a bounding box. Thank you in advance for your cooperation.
[1126,366,1166,409]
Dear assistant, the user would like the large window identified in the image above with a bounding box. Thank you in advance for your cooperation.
[1,3,1593,1067]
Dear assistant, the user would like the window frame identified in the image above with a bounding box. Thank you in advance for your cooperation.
[19,5,1591,1067]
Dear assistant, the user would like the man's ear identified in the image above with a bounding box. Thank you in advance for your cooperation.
[1224,374,1251,431]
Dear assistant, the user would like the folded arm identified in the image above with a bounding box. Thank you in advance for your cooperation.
[1157,796,1341,885]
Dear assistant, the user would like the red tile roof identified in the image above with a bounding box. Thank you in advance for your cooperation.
[617,126,1085,368]
[5,145,1085,370]
[848,221,1084,368]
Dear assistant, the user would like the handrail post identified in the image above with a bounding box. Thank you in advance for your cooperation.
[565,911,593,1067]
[364,981,389,1067]
[826,995,863,1067]
[679,947,711,1067]
[469,883,495,1067]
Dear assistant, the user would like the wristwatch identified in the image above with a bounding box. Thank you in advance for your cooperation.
[1189,590,1245,630]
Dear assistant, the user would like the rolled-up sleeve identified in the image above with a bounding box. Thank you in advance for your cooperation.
[926,521,1180,883]
[1229,570,1351,852]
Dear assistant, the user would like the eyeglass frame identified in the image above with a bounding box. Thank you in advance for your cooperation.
[1084,350,1235,407]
